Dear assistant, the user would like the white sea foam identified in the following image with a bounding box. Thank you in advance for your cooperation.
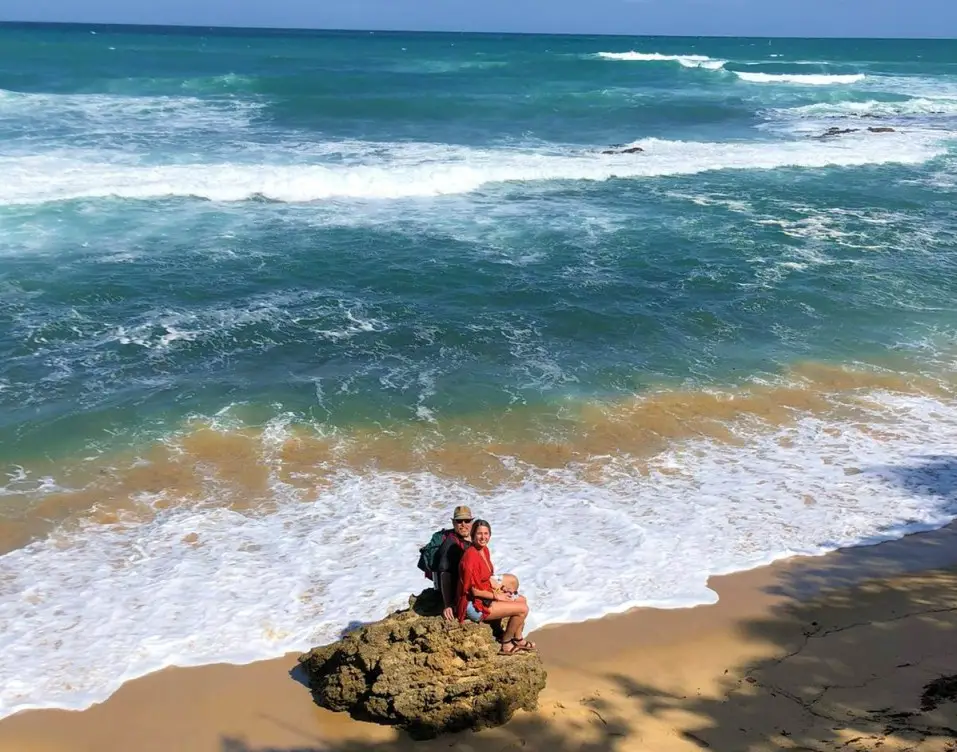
[104,292,387,351]
[858,75,957,102]
[3,390,957,718]
[596,51,726,70]
[779,98,957,119]
[0,134,945,206]
[0,87,259,132]
[736,72,866,86]
[667,190,946,260]
[0,466,64,497]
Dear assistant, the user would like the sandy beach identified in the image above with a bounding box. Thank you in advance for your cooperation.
[4,522,957,752]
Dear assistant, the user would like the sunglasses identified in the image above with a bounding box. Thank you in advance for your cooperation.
[453,518,474,524]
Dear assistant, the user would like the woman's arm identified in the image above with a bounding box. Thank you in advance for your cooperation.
[469,586,506,601]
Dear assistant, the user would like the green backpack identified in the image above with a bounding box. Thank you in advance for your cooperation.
[417,529,454,581]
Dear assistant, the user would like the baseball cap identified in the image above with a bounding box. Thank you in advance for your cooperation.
[452,505,474,521]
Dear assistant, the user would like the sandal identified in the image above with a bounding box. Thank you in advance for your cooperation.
[499,641,519,656]
[511,638,537,652]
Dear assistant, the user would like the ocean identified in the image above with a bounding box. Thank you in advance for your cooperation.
[2,23,957,718]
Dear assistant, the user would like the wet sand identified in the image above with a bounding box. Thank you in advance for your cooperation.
[4,522,957,752]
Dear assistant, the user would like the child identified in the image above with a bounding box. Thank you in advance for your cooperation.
[490,573,520,601]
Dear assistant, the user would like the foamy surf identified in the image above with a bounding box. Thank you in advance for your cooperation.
[778,98,957,119]
[596,51,726,70]
[0,133,945,205]
[0,87,261,131]
[3,387,957,719]
[735,72,866,85]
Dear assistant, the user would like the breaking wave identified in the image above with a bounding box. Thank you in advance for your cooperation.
[779,98,957,119]
[0,134,945,205]
[596,51,727,70]
[0,86,260,131]
[4,377,957,718]
[735,72,867,86]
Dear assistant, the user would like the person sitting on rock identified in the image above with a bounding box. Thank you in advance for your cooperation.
[435,505,474,622]
[457,519,536,654]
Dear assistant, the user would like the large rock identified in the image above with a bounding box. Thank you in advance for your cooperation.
[297,588,547,739]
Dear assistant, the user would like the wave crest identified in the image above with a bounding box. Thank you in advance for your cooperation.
[596,51,726,70]
[780,98,957,119]
[735,72,866,86]
[0,135,943,205]
[0,86,260,131]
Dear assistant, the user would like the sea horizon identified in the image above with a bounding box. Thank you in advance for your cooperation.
[1,19,955,42]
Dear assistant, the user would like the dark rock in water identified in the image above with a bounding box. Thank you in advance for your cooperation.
[298,588,547,740]
[813,125,896,139]
[601,146,644,155]
[814,126,860,139]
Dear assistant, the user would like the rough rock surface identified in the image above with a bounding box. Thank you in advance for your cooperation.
[298,588,547,739]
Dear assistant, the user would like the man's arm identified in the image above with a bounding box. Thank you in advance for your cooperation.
[436,538,457,621]
[439,571,455,610]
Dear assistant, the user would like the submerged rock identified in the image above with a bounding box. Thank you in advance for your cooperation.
[298,588,547,740]
[813,125,896,139]
[601,145,644,154]
[814,126,860,138]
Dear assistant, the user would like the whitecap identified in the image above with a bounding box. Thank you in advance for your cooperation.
[596,51,726,70]
[736,72,866,85]
[0,87,260,132]
[0,133,945,206]
[776,98,957,119]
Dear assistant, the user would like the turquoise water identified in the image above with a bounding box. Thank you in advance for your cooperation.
[2,24,957,718]
[2,27,957,456]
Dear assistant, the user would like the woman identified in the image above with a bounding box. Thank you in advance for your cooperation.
[457,519,536,655]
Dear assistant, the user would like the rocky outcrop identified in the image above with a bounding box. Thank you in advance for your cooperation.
[298,588,547,739]
[813,126,896,139]
[602,144,644,154]
[814,126,859,138]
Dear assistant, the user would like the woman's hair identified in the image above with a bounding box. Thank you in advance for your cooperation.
[470,519,491,541]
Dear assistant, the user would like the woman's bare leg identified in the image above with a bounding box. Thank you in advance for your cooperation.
[502,611,526,644]
[485,600,529,651]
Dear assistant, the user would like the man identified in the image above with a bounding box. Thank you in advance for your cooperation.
[436,505,473,621]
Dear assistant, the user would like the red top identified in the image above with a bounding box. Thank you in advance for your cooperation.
[457,545,494,622]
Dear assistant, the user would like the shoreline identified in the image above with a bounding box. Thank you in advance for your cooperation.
[5,520,957,751]
[4,368,957,715]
